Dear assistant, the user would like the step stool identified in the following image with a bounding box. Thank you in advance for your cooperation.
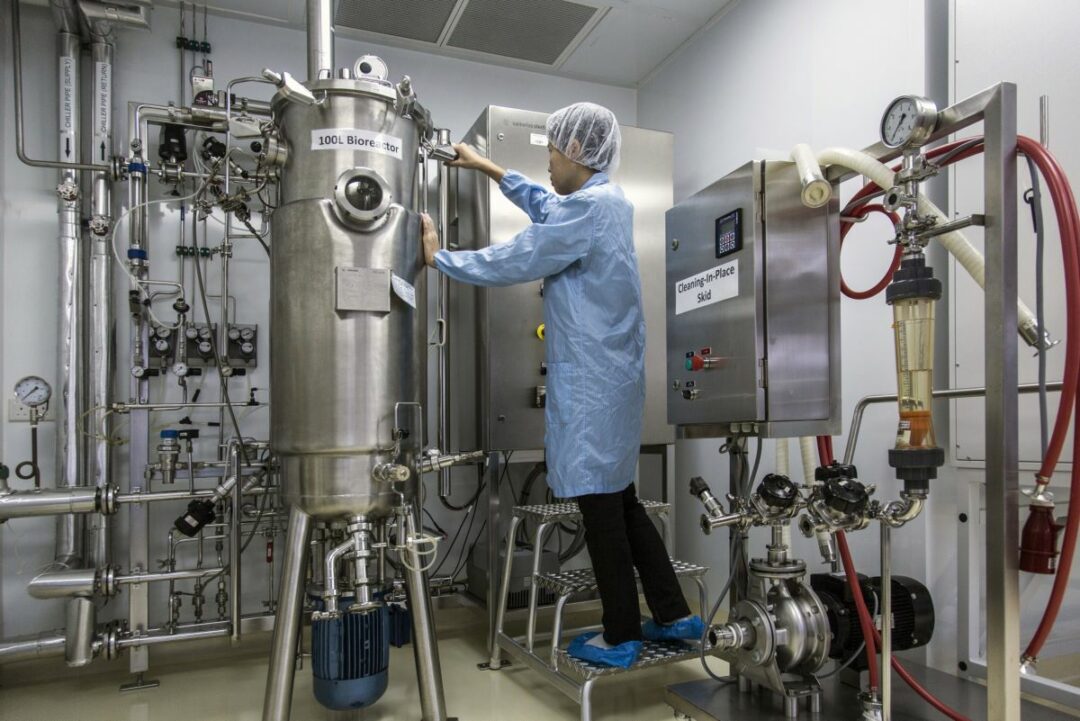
[482,500,713,721]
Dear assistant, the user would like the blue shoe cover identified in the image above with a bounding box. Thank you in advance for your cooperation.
[642,615,705,641]
[566,632,642,669]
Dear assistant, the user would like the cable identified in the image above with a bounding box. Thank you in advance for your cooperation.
[189,196,251,467]
[815,641,866,681]
[1024,155,1049,457]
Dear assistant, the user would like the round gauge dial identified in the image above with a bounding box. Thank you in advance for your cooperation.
[880,95,939,149]
[14,375,52,408]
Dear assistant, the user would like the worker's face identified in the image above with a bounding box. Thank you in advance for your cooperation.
[547,142,579,195]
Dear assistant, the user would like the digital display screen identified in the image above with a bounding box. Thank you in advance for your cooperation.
[715,209,742,259]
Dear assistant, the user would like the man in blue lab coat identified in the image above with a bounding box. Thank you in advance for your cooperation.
[421,103,702,668]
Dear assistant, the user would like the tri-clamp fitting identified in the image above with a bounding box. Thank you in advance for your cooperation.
[690,473,802,535]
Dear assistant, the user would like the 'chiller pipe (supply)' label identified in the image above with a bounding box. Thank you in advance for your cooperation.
[674,260,738,315]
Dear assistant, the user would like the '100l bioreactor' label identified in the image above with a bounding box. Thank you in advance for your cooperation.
[311,129,403,159]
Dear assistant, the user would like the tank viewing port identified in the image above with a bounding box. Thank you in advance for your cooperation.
[335,167,392,223]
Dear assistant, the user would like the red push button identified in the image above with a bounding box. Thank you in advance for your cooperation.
[685,354,705,371]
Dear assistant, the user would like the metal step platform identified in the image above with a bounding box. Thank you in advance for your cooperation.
[483,499,710,721]
[513,499,669,525]
[556,638,705,680]
[536,559,707,598]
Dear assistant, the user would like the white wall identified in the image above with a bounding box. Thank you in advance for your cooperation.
[637,0,943,663]
[946,0,1080,666]
[0,1,636,641]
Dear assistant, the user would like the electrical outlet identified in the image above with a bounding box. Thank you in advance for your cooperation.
[8,399,55,423]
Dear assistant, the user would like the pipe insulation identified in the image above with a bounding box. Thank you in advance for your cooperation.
[798,437,817,485]
[775,438,790,477]
[791,143,832,208]
[816,146,1040,340]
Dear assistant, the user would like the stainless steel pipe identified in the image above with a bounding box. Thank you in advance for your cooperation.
[55,28,86,570]
[404,509,449,721]
[29,568,97,599]
[88,37,115,569]
[9,0,109,172]
[842,381,1063,465]
[0,487,99,520]
[436,128,453,499]
[65,597,97,667]
[0,632,67,664]
[263,506,312,721]
[306,0,334,80]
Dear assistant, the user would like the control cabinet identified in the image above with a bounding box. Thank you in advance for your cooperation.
[665,161,841,438]
[452,106,674,452]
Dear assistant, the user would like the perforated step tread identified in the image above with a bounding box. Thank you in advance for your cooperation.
[535,559,707,597]
[513,499,668,525]
[555,638,706,680]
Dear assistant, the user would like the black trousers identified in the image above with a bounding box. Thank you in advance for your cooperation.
[576,483,692,645]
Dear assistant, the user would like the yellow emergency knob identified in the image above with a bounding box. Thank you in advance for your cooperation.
[536,324,545,340]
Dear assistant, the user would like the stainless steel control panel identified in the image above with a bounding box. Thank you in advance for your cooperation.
[452,106,675,452]
[665,161,841,438]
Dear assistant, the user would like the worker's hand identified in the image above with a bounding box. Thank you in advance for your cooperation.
[445,143,488,170]
[421,213,440,267]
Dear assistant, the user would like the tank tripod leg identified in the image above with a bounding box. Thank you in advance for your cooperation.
[403,518,453,721]
[262,506,312,721]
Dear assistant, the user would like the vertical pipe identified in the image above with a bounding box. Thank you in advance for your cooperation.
[230,442,243,643]
[984,83,1020,721]
[64,597,96,667]
[87,38,115,568]
[404,510,449,721]
[1039,95,1049,149]
[262,506,312,721]
[485,452,501,655]
[880,523,892,721]
[306,0,334,81]
[436,129,452,499]
[54,29,85,569]
[126,98,152,672]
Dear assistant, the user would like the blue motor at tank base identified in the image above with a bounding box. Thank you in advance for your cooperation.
[311,601,390,710]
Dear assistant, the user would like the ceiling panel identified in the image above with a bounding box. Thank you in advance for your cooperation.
[174,0,735,87]
[447,0,599,65]
[561,0,734,86]
[336,0,459,44]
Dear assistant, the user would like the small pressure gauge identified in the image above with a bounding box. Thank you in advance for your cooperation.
[14,376,52,408]
[880,95,939,149]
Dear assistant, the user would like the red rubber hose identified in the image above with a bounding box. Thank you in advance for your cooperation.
[1016,136,1080,660]
[835,529,973,721]
[840,204,903,300]
[815,438,880,691]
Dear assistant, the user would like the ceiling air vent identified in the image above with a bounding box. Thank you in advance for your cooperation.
[447,0,599,65]
[335,0,460,44]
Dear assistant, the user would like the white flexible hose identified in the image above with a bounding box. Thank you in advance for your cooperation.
[791,143,833,208]
[799,437,817,485]
[775,438,790,477]
[816,146,1038,336]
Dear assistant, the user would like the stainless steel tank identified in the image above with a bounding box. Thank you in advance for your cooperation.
[270,77,426,520]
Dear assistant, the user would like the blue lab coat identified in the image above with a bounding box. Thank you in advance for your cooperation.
[435,170,645,498]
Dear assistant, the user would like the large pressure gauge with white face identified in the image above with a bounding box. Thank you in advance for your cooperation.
[14,375,51,408]
[880,95,939,149]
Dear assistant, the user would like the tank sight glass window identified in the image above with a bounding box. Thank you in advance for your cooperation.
[334,167,393,223]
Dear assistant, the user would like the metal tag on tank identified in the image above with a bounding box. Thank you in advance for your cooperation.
[335,267,391,313]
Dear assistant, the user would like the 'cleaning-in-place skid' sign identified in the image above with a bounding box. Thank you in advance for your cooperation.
[674,259,738,315]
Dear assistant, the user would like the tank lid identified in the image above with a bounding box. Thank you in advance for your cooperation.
[271,77,398,112]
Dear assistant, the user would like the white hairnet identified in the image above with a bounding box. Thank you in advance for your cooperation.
[546,102,622,174]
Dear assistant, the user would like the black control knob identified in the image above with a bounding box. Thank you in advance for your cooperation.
[689,476,710,498]
[815,461,859,482]
[175,499,216,537]
[823,478,870,516]
[758,473,798,510]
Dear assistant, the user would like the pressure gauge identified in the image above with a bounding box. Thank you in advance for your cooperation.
[880,95,939,149]
[14,376,52,408]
